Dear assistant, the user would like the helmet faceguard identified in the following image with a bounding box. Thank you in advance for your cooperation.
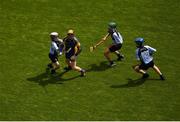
[50,32,59,41]
[135,38,144,47]
[108,28,116,34]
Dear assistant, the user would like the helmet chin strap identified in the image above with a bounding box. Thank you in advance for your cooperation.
[136,43,143,48]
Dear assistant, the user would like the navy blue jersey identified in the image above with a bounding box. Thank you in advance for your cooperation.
[63,36,79,54]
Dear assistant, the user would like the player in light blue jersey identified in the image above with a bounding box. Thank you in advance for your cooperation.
[94,22,124,66]
[132,37,165,80]
[47,32,63,74]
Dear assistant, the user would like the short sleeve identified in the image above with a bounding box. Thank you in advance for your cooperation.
[145,45,156,54]
[52,42,59,50]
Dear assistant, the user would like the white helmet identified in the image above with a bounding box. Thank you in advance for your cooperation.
[50,32,58,36]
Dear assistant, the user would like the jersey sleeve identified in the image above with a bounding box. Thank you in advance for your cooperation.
[57,38,63,44]
[145,45,156,55]
[52,42,59,50]
[58,39,64,47]
[74,37,79,43]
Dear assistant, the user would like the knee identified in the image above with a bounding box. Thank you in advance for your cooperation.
[71,66,76,70]
[104,52,106,56]
[104,51,109,56]
[132,65,138,69]
[133,65,139,71]
[70,64,76,70]
[56,64,60,68]
[66,60,70,64]
[55,63,60,69]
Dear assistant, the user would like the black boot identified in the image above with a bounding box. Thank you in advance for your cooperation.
[117,54,124,61]
[142,73,149,79]
[109,61,116,67]
[51,69,56,74]
[64,66,72,71]
[47,63,53,68]
[160,75,165,80]
[46,63,52,72]
[80,69,86,77]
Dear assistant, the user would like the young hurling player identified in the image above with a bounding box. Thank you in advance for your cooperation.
[94,22,124,66]
[63,29,86,76]
[47,32,63,74]
[132,37,165,80]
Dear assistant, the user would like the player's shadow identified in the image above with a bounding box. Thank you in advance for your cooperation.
[110,78,162,88]
[27,70,80,87]
[110,78,147,88]
[86,61,111,72]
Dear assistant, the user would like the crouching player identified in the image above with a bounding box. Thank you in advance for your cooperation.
[47,32,63,74]
[94,22,124,67]
[63,29,86,76]
[132,37,165,80]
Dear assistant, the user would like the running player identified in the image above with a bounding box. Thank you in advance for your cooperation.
[47,32,63,74]
[63,29,86,76]
[94,22,124,66]
[132,37,165,80]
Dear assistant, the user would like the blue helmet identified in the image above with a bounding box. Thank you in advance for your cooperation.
[135,37,144,44]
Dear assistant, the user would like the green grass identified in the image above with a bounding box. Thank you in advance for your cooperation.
[0,0,180,120]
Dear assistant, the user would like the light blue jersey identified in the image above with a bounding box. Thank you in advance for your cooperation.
[136,45,156,64]
[111,32,123,44]
[49,41,59,55]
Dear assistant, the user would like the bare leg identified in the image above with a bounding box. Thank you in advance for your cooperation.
[104,48,112,62]
[152,65,165,80]
[70,60,86,76]
[133,65,146,74]
[152,65,162,75]
[51,61,60,74]
[66,59,71,67]
[132,65,149,78]
[104,48,116,67]
[63,59,72,71]
[70,61,81,72]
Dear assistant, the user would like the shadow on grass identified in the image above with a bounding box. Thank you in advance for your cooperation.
[86,61,111,72]
[111,78,146,88]
[27,70,80,87]
[111,78,162,88]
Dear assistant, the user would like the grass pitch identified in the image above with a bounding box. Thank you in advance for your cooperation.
[0,0,180,120]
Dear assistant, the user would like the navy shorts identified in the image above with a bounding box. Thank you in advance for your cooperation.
[139,61,154,70]
[49,53,58,63]
[109,44,122,52]
[65,51,75,61]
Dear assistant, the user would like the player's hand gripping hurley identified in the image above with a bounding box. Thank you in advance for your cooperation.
[89,34,109,52]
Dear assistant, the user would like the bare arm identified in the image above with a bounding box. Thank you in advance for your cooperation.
[75,42,82,56]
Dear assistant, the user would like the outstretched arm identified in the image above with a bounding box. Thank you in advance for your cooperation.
[94,33,110,48]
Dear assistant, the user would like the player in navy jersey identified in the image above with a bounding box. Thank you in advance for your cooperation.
[47,32,63,74]
[132,37,165,80]
[94,22,124,66]
[63,29,86,76]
